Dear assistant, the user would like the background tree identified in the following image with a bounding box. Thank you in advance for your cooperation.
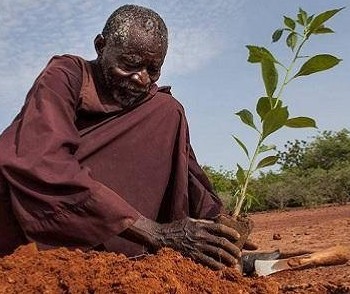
[278,129,350,171]
[302,129,350,170]
[206,129,350,212]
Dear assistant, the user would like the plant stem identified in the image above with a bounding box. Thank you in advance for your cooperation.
[274,35,308,107]
[233,135,263,216]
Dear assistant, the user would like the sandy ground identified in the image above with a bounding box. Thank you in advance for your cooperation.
[250,204,350,293]
[0,204,349,293]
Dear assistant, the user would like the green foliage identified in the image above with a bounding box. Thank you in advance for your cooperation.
[250,164,350,210]
[300,129,350,170]
[277,139,308,170]
[256,155,278,169]
[205,128,350,212]
[307,7,345,36]
[235,109,257,130]
[261,106,289,140]
[232,7,343,216]
[202,165,237,211]
[328,164,350,204]
[294,54,341,78]
[252,129,350,211]
[285,117,316,128]
[278,129,350,171]
[202,165,234,194]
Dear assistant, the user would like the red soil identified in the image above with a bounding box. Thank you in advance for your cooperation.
[250,204,350,293]
[0,204,349,293]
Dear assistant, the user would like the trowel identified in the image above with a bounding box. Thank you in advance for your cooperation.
[254,245,350,276]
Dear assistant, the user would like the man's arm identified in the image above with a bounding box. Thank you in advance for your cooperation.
[187,145,223,219]
[0,55,140,250]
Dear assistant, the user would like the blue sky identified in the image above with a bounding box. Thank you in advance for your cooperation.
[0,1,349,171]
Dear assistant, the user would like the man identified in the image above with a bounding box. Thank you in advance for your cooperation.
[0,5,244,270]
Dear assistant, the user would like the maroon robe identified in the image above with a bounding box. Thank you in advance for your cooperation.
[0,55,222,256]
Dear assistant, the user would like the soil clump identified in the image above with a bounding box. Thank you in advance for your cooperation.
[0,243,278,293]
[0,204,349,293]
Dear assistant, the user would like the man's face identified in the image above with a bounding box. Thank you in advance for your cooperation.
[98,28,166,107]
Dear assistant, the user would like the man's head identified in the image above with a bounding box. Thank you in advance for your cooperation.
[94,5,168,107]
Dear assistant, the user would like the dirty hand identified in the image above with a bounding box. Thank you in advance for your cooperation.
[155,217,242,269]
[121,216,242,270]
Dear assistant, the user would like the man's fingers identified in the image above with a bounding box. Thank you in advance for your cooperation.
[190,250,225,270]
[243,239,258,251]
[206,235,242,260]
[192,220,241,258]
[204,222,240,243]
[197,243,239,267]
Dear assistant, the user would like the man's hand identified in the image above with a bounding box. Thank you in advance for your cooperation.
[121,216,242,270]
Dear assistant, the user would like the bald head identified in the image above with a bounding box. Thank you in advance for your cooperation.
[101,5,168,56]
[93,5,168,108]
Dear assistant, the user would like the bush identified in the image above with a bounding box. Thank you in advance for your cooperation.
[248,164,350,211]
[203,139,350,212]
[202,165,234,194]
[326,163,350,204]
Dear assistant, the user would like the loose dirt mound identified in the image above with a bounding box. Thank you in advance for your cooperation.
[0,204,349,293]
[0,244,278,294]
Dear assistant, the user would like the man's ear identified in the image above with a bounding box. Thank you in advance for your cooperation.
[94,34,106,56]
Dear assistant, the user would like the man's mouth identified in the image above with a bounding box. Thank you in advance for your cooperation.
[110,86,148,108]
[123,86,148,97]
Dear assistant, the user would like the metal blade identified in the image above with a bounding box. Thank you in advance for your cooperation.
[254,258,292,276]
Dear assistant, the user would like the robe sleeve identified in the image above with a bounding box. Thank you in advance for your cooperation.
[188,145,223,219]
[0,55,140,249]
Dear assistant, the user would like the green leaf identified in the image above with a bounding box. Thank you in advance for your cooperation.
[285,117,317,128]
[307,14,314,24]
[314,26,334,34]
[284,16,296,30]
[233,136,249,158]
[297,8,308,26]
[246,45,276,63]
[262,106,289,140]
[296,13,304,26]
[256,155,279,169]
[294,54,341,78]
[244,193,253,211]
[261,57,278,97]
[236,164,246,185]
[244,193,260,211]
[296,18,303,26]
[308,7,345,34]
[272,29,284,42]
[256,97,282,121]
[258,144,276,154]
[235,109,257,130]
[286,32,297,51]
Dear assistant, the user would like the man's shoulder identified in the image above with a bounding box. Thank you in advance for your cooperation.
[46,54,86,73]
[154,86,185,112]
[37,54,89,88]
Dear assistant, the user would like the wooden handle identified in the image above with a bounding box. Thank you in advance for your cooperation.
[287,245,350,269]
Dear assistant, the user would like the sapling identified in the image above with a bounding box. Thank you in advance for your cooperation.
[232,7,344,216]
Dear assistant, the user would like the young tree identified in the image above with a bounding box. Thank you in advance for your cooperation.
[232,7,344,215]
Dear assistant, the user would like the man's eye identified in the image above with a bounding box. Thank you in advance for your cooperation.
[122,63,140,71]
[148,67,159,75]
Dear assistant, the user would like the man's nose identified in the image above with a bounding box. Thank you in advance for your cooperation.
[131,69,151,86]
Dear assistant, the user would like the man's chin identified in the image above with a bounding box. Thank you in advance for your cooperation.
[112,91,145,108]
[127,90,145,97]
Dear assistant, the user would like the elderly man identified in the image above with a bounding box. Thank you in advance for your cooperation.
[0,5,245,270]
